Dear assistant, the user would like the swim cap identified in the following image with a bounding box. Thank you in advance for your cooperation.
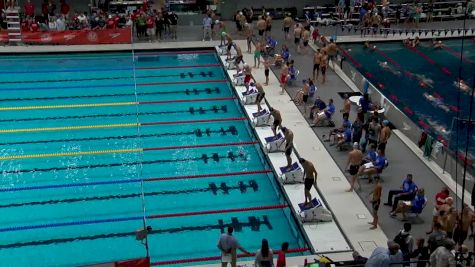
[383,120,389,125]
[221,32,227,37]
[215,20,220,23]
[353,142,359,148]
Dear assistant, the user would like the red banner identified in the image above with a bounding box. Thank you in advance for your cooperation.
[0,28,132,45]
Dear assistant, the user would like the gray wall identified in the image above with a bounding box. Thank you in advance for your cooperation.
[218,0,325,19]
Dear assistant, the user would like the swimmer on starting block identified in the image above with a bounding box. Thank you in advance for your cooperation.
[299,158,318,208]
[282,127,294,169]
[255,83,266,112]
[269,107,283,136]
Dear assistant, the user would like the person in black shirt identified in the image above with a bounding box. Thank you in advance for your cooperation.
[155,12,164,40]
[169,12,178,39]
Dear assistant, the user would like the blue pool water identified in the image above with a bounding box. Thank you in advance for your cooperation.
[0,51,308,266]
[342,39,475,160]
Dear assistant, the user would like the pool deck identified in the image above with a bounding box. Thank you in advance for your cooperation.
[221,40,388,258]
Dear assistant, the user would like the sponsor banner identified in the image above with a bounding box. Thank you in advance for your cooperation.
[0,28,131,45]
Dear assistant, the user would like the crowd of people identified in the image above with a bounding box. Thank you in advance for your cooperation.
[0,0,181,42]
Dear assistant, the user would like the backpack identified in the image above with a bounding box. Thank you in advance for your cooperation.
[394,231,409,254]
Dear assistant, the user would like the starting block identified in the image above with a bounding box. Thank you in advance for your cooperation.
[252,109,273,127]
[265,133,285,153]
[243,92,258,105]
[298,198,333,223]
[233,74,245,85]
[280,162,304,184]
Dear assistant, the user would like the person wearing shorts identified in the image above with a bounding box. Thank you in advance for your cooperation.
[284,27,290,34]
[299,158,318,207]
[369,176,382,229]
[255,83,265,112]
[269,107,282,136]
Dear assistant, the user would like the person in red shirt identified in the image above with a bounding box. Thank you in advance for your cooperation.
[60,0,70,18]
[113,13,120,27]
[427,186,450,234]
[146,15,155,42]
[24,0,35,18]
[30,20,39,32]
[276,242,289,267]
[106,15,115,29]
[21,18,30,31]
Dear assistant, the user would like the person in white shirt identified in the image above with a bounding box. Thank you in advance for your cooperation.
[56,15,65,31]
[430,239,455,267]
[202,13,213,41]
[217,226,251,267]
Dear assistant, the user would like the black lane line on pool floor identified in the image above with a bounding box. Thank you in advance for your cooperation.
[0,216,271,250]
[0,125,237,146]
[0,104,227,123]
[0,71,214,85]
[0,86,220,103]
[0,180,258,209]
[2,151,247,174]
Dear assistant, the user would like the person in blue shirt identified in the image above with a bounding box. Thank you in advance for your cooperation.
[356,148,386,182]
[311,98,335,126]
[363,143,378,163]
[384,174,418,212]
[309,96,326,119]
[391,188,426,221]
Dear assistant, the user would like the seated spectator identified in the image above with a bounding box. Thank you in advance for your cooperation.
[335,124,353,150]
[391,188,426,221]
[363,143,378,163]
[324,113,350,143]
[384,174,418,212]
[356,148,386,182]
[311,98,335,126]
[309,96,326,119]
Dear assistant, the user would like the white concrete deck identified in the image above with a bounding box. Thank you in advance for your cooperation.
[219,40,388,259]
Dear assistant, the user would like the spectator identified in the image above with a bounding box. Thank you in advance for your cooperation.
[276,242,289,267]
[56,15,65,31]
[391,188,426,221]
[453,203,474,247]
[60,0,69,18]
[217,226,251,267]
[254,239,273,267]
[367,117,381,147]
[378,120,392,155]
[48,16,57,31]
[202,13,213,41]
[427,187,450,234]
[409,238,430,267]
[155,12,164,40]
[429,239,456,267]
[24,0,35,18]
[30,18,39,32]
[384,174,418,213]
[311,98,335,126]
[428,222,447,252]
[146,14,156,42]
[168,11,178,39]
[136,13,146,38]
[352,112,364,145]
[365,241,403,267]
[393,223,414,262]
[41,0,49,19]
[105,15,115,29]
[309,96,326,119]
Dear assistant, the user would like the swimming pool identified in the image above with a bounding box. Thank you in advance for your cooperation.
[341,38,475,161]
[0,50,309,266]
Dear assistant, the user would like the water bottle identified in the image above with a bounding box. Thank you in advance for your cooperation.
[304,258,308,266]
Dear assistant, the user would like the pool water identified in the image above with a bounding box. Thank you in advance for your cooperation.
[342,39,475,159]
[0,51,308,266]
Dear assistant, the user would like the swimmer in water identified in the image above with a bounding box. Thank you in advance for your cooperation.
[423,93,450,112]
[414,74,434,88]
[432,39,443,49]
[364,40,370,48]
[454,79,471,92]
[378,61,401,76]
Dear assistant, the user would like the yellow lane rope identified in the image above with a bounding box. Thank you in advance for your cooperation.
[0,148,143,160]
[0,123,139,133]
[0,102,138,111]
